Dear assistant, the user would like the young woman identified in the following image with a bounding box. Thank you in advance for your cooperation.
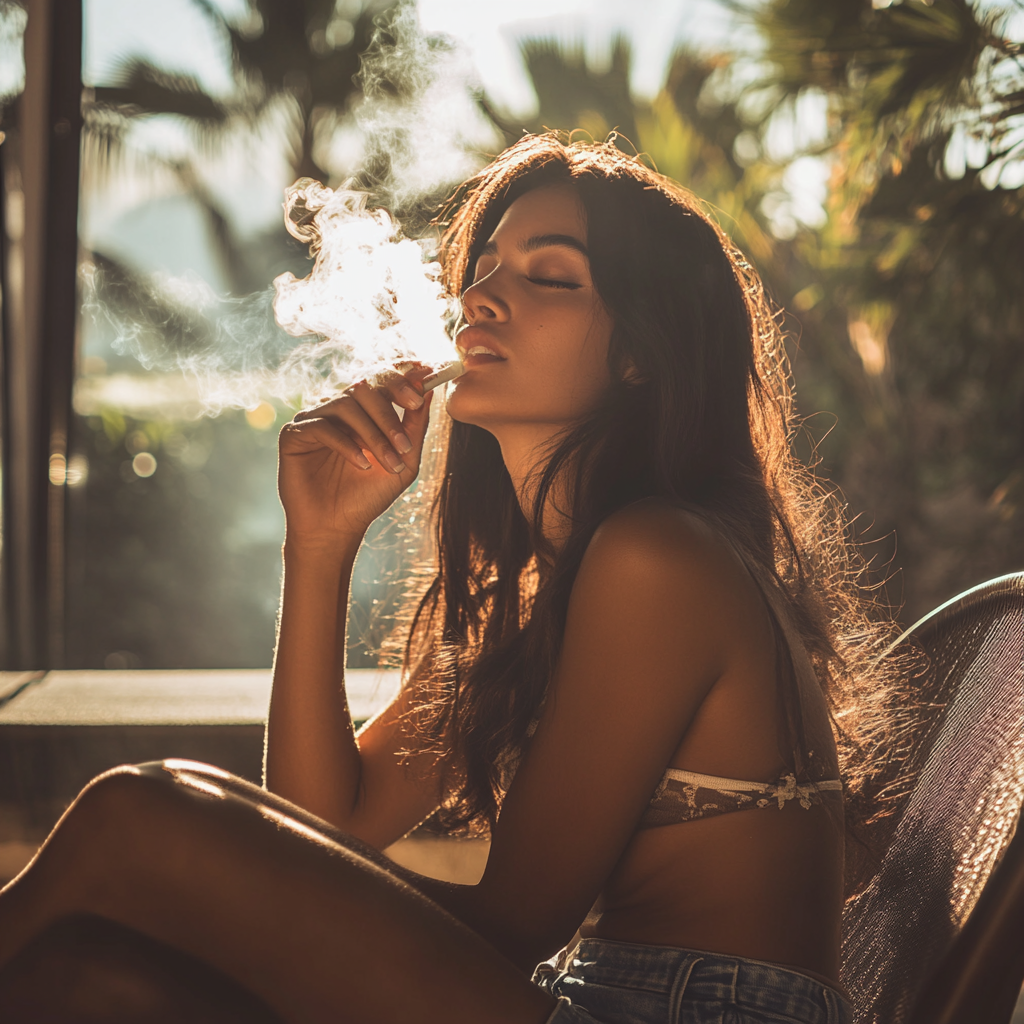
[0,136,890,1023]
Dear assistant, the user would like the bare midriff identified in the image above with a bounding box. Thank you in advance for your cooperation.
[582,794,845,990]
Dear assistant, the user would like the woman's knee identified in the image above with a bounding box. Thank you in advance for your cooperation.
[75,764,162,821]
[81,759,230,802]
[70,761,215,836]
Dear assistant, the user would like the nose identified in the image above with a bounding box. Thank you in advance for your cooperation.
[462,272,510,324]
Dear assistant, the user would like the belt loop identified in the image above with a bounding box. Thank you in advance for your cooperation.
[668,954,703,1024]
[823,984,846,1024]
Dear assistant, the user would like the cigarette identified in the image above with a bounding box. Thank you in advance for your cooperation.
[420,360,465,392]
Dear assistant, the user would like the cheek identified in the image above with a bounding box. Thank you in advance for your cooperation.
[540,333,614,411]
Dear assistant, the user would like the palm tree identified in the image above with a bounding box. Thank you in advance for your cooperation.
[488,36,778,262]
[53,1,468,669]
[736,0,1024,617]
[84,0,401,296]
[485,5,1023,619]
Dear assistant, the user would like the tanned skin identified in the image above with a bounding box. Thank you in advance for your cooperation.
[0,186,843,1022]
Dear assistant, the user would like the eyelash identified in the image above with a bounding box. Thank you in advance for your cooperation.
[526,276,582,290]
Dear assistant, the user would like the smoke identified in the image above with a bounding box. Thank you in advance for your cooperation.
[78,3,489,420]
[81,183,459,418]
[349,3,500,214]
[80,258,295,416]
[272,178,458,401]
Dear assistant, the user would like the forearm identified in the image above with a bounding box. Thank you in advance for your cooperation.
[265,538,364,826]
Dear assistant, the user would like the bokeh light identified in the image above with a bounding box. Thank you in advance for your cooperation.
[131,452,157,478]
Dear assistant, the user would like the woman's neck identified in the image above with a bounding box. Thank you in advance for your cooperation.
[495,424,575,553]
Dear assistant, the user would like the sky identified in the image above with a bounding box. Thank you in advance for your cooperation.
[415,0,737,109]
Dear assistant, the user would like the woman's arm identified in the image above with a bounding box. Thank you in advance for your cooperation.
[264,371,443,848]
[265,537,359,824]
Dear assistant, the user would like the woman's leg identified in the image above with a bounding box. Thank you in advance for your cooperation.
[0,912,283,1023]
[0,761,554,1024]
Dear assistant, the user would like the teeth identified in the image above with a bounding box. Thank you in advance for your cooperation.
[467,345,499,357]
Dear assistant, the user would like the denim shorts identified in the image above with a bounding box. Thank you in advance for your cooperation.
[533,938,852,1024]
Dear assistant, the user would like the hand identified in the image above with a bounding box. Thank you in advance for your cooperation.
[278,366,434,550]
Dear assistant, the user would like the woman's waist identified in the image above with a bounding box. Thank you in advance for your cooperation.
[586,823,844,987]
[599,803,844,919]
[579,902,842,991]
[535,936,851,1014]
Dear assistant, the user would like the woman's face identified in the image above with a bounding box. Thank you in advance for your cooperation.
[445,184,615,443]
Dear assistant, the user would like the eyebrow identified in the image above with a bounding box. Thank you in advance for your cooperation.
[479,233,589,258]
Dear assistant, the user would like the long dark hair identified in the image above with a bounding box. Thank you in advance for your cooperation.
[399,135,901,872]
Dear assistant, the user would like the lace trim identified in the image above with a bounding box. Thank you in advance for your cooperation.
[639,771,842,829]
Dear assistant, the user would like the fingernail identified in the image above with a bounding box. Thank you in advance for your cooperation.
[356,452,372,470]
[384,449,406,474]
[399,385,423,409]
[393,430,413,454]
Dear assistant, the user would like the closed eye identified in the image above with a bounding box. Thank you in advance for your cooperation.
[527,276,583,290]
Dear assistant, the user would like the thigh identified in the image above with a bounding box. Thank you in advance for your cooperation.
[0,761,554,1024]
[0,913,283,1024]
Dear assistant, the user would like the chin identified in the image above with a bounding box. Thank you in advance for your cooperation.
[444,378,500,427]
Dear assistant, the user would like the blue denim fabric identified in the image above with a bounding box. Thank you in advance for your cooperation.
[533,938,852,1024]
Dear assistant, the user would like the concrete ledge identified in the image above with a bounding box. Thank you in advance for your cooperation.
[0,671,45,707]
[0,668,491,888]
[0,669,401,812]
[0,668,401,726]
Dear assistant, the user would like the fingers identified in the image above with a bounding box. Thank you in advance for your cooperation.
[377,366,428,412]
[280,418,372,471]
[290,367,434,474]
[397,389,433,449]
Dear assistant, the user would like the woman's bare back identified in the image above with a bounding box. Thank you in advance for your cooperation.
[570,502,844,984]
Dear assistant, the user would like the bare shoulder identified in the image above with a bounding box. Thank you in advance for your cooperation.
[582,499,750,594]
[567,499,768,660]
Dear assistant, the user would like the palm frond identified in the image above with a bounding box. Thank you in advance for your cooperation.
[512,35,638,145]
[91,61,230,124]
[86,251,218,361]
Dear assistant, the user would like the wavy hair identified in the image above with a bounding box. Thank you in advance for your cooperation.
[396,135,906,892]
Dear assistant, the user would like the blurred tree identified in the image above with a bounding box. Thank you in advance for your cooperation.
[493,2,1023,620]
[489,38,776,263]
[84,0,399,295]
[0,0,478,669]
[741,0,1024,618]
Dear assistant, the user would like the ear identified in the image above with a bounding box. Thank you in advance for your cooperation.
[621,358,646,385]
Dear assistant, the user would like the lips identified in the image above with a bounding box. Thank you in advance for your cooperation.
[465,345,503,364]
[456,326,507,368]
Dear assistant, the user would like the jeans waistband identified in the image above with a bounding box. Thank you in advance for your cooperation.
[537,937,851,1024]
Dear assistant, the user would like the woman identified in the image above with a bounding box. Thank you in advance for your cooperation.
[0,136,886,1023]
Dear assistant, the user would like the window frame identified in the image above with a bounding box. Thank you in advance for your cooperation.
[0,0,83,670]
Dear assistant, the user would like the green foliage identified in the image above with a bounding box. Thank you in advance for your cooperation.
[66,409,285,668]
[492,38,778,261]
[742,0,1024,615]
[88,0,396,181]
[64,2,453,667]
[496,5,1023,619]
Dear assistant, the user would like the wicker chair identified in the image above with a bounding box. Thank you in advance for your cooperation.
[841,572,1024,1024]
